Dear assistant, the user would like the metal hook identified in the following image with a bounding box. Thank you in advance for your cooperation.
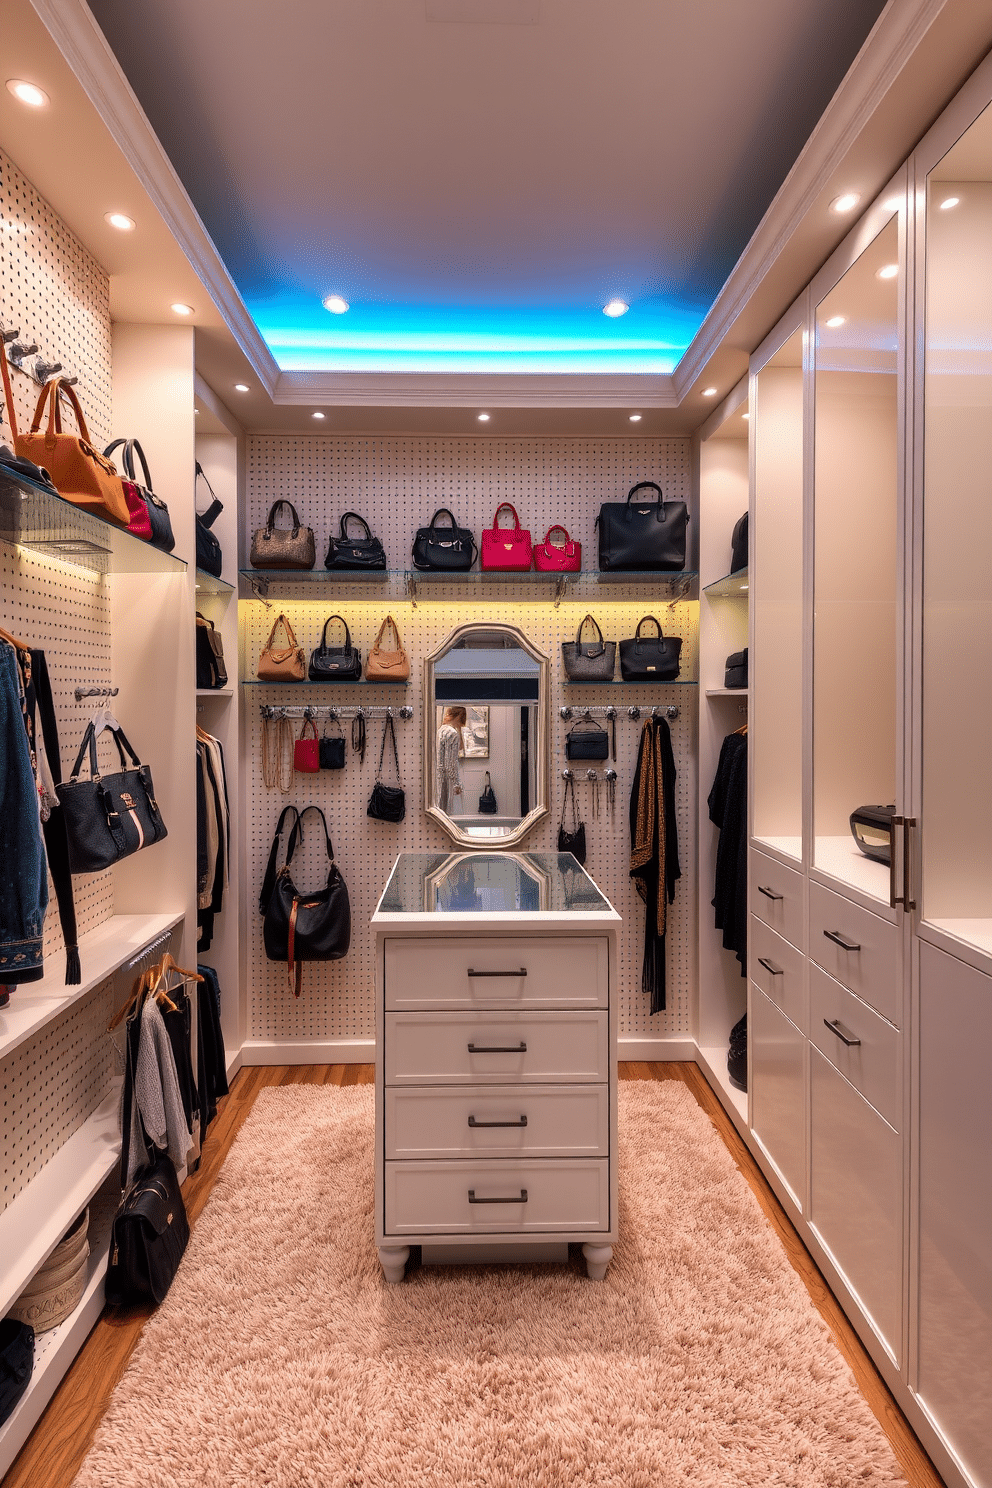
[1,327,20,344]
[560,767,574,780]
[8,342,39,366]
[34,359,62,383]
[627,706,641,720]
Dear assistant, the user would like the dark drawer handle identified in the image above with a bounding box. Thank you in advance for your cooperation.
[823,1017,862,1048]
[467,1042,527,1054]
[468,967,527,977]
[468,1115,528,1128]
[757,885,783,901]
[823,929,861,952]
[468,1189,528,1204]
[757,957,783,976]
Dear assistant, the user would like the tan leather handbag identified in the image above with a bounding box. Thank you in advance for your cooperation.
[257,613,306,681]
[18,378,130,527]
[365,614,409,681]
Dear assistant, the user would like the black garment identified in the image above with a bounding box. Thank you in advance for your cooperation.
[161,990,199,1166]
[708,731,748,976]
[628,716,680,1014]
[196,964,229,1131]
[31,650,80,983]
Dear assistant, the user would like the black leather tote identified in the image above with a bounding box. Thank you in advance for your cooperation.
[324,511,387,570]
[195,613,227,689]
[56,722,168,873]
[319,716,347,769]
[0,1319,34,1427]
[561,614,615,681]
[104,438,176,552]
[565,717,610,760]
[597,480,688,572]
[479,772,498,814]
[412,508,477,571]
[260,805,351,996]
[104,1152,190,1307]
[730,511,748,573]
[368,714,406,822]
[308,615,363,681]
[619,616,683,682]
[557,775,587,865]
[194,462,223,577]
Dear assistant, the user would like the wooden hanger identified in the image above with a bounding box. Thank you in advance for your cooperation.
[108,951,201,1031]
[0,623,28,652]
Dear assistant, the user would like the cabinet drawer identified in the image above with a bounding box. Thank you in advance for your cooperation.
[750,849,805,952]
[384,937,608,1010]
[384,1011,609,1085]
[810,1048,902,1361]
[384,1085,608,1159]
[809,881,899,1025]
[749,984,806,1208]
[383,1159,609,1234]
[810,964,899,1129]
[750,918,805,1029]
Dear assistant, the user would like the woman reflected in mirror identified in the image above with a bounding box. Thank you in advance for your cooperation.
[436,705,467,813]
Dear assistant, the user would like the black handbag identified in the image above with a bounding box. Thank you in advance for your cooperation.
[367,714,405,822]
[479,771,498,814]
[56,721,168,873]
[103,438,176,552]
[104,1151,190,1307]
[561,614,616,682]
[724,647,748,689]
[0,1318,34,1427]
[195,613,227,689]
[308,615,363,681]
[260,805,351,996]
[319,716,347,769]
[557,775,587,865]
[565,717,609,760]
[194,462,223,578]
[412,508,477,571]
[597,481,689,572]
[325,511,387,570]
[619,616,683,682]
[730,511,748,573]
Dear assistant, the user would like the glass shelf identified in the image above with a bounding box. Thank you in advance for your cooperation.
[241,678,409,686]
[703,568,749,598]
[0,465,186,576]
[562,679,699,686]
[194,569,235,596]
[240,567,698,599]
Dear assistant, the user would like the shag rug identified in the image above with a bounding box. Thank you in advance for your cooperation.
[73,1082,906,1488]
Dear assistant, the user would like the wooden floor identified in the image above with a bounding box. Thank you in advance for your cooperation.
[4,1062,946,1488]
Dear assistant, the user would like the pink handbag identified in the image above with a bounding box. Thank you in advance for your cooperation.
[121,478,153,541]
[481,502,532,571]
[293,718,320,773]
[533,524,581,572]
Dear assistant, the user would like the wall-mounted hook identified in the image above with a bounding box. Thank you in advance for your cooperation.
[585,768,599,781]
[559,706,573,721]
[399,705,413,720]
[8,342,39,366]
[34,359,62,383]
[74,684,119,701]
[1,327,21,344]
[627,706,641,720]
[560,767,573,780]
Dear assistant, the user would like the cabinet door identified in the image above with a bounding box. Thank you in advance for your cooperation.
[749,985,806,1207]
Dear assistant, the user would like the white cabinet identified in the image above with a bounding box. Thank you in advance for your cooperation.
[749,985,806,1207]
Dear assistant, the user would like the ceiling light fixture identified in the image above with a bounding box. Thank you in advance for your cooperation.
[477,412,490,422]
[702,387,717,397]
[6,79,49,108]
[234,383,250,392]
[104,212,135,232]
[628,414,642,422]
[312,411,326,420]
[877,264,899,280]
[602,299,628,318]
[939,196,960,210]
[830,192,861,214]
[322,295,349,315]
[741,412,750,420]
[883,196,902,212]
[171,302,193,316]
[825,315,846,328]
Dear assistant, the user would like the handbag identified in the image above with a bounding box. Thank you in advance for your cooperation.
[56,720,168,873]
[565,716,609,761]
[103,438,176,552]
[724,647,748,689]
[257,613,307,682]
[561,614,615,681]
[104,1151,189,1307]
[250,499,316,570]
[597,480,689,572]
[119,479,153,541]
[481,502,532,571]
[557,775,587,865]
[365,614,409,681]
[194,462,224,577]
[260,805,351,996]
[294,717,320,773]
[730,511,748,573]
[533,524,581,572]
[319,715,347,770]
[367,714,405,822]
[308,615,362,681]
[619,615,683,681]
[324,511,387,571]
[478,771,498,814]
[411,508,477,571]
[195,612,228,689]
[0,1318,34,1428]
[17,378,130,527]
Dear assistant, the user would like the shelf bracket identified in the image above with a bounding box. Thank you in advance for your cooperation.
[553,574,567,609]
[407,573,419,608]
[247,575,272,607]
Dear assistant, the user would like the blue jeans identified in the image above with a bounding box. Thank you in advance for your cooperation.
[0,645,48,981]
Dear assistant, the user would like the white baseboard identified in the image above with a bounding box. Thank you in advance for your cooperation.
[224,1047,244,1082]
[239,1039,375,1066]
[617,1038,696,1061]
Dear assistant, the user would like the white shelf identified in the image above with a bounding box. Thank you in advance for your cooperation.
[925,918,992,959]
[697,1045,748,1126]
[196,688,234,697]
[753,834,803,863]
[705,688,748,698]
[813,835,889,906]
[0,912,183,1064]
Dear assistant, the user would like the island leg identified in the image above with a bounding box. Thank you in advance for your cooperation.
[582,1243,613,1280]
[378,1245,410,1284]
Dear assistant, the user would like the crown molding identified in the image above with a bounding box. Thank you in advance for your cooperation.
[272,370,678,408]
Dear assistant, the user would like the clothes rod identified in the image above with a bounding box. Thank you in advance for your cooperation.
[260,704,414,721]
[559,704,679,721]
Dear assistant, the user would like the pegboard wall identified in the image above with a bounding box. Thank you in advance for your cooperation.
[243,436,698,1047]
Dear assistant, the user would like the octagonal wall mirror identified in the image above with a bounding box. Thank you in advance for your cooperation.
[424,621,549,848]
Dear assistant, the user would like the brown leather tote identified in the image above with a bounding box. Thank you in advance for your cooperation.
[18,378,130,527]
[365,614,410,682]
[257,613,307,681]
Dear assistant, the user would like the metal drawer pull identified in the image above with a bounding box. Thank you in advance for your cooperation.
[823,929,861,952]
[757,885,783,901]
[468,1189,528,1204]
[468,1115,528,1128]
[467,967,527,977]
[467,1042,527,1054]
[823,1018,861,1048]
[757,957,783,976]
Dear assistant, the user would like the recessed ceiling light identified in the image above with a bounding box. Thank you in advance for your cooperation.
[825,315,846,328]
[628,414,642,422]
[883,196,902,212]
[602,299,628,318]
[323,295,349,315]
[877,263,899,280]
[741,412,750,420]
[6,79,49,108]
[702,387,717,397]
[477,412,490,422]
[312,411,326,420]
[171,302,193,316]
[194,407,200,415]
[830,192,861,214]
[939,196,960,210]
[104,212,135,232]
[234,383,250,392]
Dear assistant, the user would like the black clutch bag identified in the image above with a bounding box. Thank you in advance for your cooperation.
[565,718,609,760]
[324,511,387,570]
[596,481,688,572]
[850,804,895,865]
[104,1152,189,1307]
[308,615,363,681]
[56,721,168,873]
[619,616,683,682]
[412,508,477,571]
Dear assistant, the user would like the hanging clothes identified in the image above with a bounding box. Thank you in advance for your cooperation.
[196,727,230,951]
[0,638,48,990]
[708,729,748,976]
[629,715,680,1014]
[196,963,230,1132]
[116,959,202,1185]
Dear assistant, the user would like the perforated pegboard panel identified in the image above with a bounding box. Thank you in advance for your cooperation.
[243,436,697,1045]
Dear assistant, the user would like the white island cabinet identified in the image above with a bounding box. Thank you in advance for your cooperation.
[373,852,620,1283]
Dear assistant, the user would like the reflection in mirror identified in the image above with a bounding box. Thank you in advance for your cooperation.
[424,623,549,848]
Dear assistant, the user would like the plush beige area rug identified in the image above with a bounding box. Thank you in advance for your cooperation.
[73,1082,905,1488]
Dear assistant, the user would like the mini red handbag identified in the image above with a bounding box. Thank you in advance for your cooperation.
[533,524,581,572]
[293,718,320,773]
[121,478,153,541]
[481,502,532,571]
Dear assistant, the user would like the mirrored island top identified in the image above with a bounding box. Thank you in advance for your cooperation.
[376,852,618,918]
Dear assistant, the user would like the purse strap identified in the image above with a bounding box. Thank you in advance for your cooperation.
[568,715,606,738]
[635,615,664,642]
[298,717,318,742]
[576,613,605,654]
[560,774,579,831]
[543,524,570,548]
[319,614,352,650]
[259,805,300,913]
[265,612,299,652]
[286,804,335,865]
[68,719,143,781]
[195,461,223,526]
[0,340,19,444]
[492,502,522,531]
[429,508,458,530]
[376,713,401,784]
[103,438,153,490]
[266,499,302,534]
[339,511,373,541]
[371,614,402,654]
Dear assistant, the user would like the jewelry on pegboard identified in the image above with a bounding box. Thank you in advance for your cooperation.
[261,708,294,792]
[605,767,618,819]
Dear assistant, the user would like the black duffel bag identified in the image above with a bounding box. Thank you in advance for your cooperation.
[105,1151,189,1307]
[260,806,351,996]
[597,480,688,572]
[619,615,683,682]
[308,615,363,681]
[56,721,168,873]
[412,508,477,571]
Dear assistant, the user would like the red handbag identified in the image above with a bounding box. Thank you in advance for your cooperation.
[121,478,153,541]
[481,502,532,571]
[533,524,581,572]
[293,718,320,773]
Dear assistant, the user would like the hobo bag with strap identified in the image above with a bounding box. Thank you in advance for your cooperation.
[260,805,351,996]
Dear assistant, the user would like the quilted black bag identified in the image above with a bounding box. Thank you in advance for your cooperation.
[479,772,498,814]
[412,508,477,571]
[368,714,406,822]
[557,775,587,865]
[308,615,363,681]
[565,717,609,760]
[619,616,683,682]
[104,1152,189,1307]
[104,438,176,552]
[324,511,387,570]
[194,462,223,577]
[56,721,168,872]
[596,481,688,572]
[260,805,351,996]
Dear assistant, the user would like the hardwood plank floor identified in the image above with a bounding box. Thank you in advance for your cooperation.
[4,1063,945,1488]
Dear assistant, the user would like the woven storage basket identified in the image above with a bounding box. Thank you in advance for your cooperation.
[9,1208,89,1334]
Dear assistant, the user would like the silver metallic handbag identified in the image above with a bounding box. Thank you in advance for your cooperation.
[250,500,316,570]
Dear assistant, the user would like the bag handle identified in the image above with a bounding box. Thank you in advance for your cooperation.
[266,500,302,534]
[339,511,373,541]
[286,804,335,865]
[560,774,579,831]
[635,614,664,641]
[575,613,605,655]
[259,805,300,913]
[492,502,522,531]
[319,614,352,650]
[195,461,224,526]
[103,438,153,491]
[264,612,299,651]
[568,715,607,736]
[298,717,318,743]
[0,341,20,444]
[376,713,401,784]
[371,614,402,654]
[196,611,215,630]
[625,480,669,525]
[542,524,570,548]
[429,508,458,530]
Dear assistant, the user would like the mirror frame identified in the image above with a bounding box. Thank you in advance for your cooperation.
[423,621,550,850]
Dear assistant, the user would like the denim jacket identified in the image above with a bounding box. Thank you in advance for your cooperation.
[0,642,48,982]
